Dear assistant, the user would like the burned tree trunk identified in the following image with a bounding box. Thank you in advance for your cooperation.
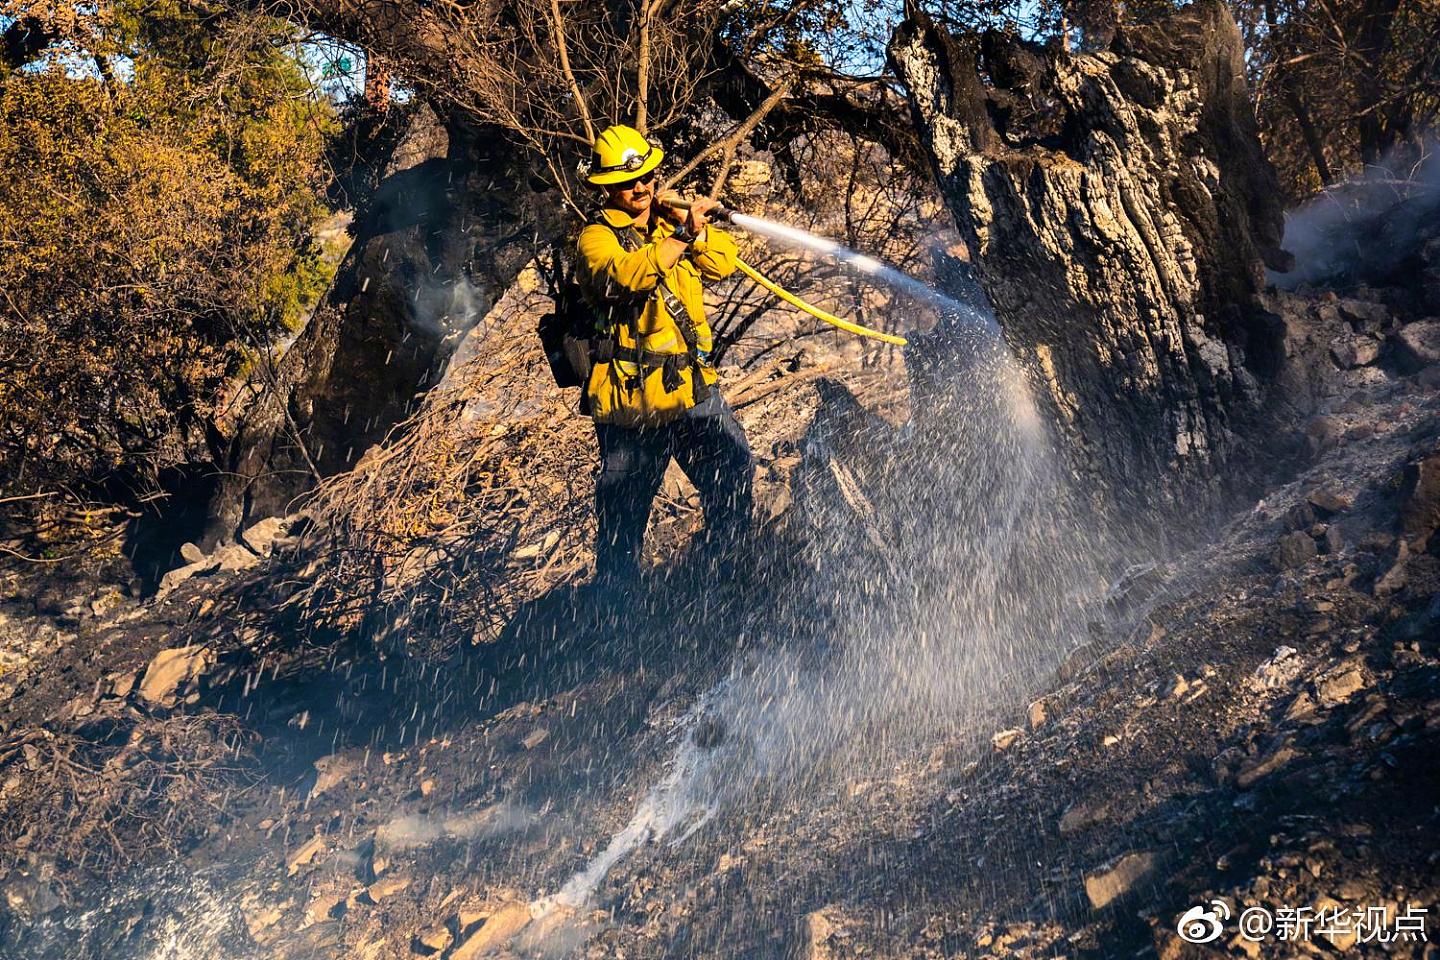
[891,0,1292,517]
[203,105,544,544]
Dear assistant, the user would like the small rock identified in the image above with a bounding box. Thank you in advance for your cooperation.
[1284,692,1318,723]
[1322,525,1346,555]
[520,727,549,750]
[1027,699,1047,730]
[1273,531,1318,570]
[310,754,356,799]
[1165,675,1190,700]
[179,542,206,564]
[1373,541,1410,597]
[991,728,1022,751]
[156,559,214,596]
[1237,739,1300,788]
[450,901,532,960]
[1330,336,1381,369]
[240,515,293,556]
[138,646,213,705]
[419,778,435,797]
[1392,319,1440,371]
[413,924,453,955]
[107,672,136,699]
[1283,501,1318,532]
[365,875,410,904]
[304,889,348,925]
[1306,488,1352,516]
[1316,664,1367,705]
[1059,800,1108,835]
[1084,851,1156,910]
[1337,299,1390,331]
[287,834,326,876]
[1303,415,1346,455]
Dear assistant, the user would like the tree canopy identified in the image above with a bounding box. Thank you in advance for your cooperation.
[0,0,338,498]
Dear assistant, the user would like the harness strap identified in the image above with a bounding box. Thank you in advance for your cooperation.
[595,212,712,402]
[591,341,691,392]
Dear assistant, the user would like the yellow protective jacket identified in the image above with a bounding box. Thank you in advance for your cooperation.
[575,206,739,427]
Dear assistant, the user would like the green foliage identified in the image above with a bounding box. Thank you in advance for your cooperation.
[0,0,336,494]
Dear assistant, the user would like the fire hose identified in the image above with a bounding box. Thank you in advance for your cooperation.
[661,197,908,347]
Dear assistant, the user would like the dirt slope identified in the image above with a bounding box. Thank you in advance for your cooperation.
[2,286,1438,960]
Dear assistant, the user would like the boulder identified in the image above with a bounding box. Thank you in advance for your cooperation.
[1399,451,1440,548]
[1391,319,1440,371]
[138,646,213,705]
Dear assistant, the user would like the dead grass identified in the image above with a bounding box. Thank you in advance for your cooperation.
[0,713,255,881]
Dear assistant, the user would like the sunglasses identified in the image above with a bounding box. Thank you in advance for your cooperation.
[615,171,657,189]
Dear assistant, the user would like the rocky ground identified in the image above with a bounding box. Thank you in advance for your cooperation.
[2,282,1438,959]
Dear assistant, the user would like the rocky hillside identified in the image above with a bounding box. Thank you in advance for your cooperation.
[2,247,1439,958]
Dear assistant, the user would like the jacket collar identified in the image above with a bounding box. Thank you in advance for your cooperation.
[598,205,671,237]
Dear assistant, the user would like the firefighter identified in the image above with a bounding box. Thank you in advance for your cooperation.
[574,124,753,582]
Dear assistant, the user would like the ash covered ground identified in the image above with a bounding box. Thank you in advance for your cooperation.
[3,219,1440,960]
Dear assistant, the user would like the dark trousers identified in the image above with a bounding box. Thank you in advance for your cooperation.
[594,393,754,579]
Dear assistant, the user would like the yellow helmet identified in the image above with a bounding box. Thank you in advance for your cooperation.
[581,124,664,185]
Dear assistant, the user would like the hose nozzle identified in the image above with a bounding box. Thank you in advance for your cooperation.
[658,194,737,222]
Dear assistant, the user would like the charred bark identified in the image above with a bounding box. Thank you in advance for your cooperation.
[891,0,1293,519]
[203,104,545,544]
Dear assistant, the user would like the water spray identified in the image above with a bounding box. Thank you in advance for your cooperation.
[661,197,926,346]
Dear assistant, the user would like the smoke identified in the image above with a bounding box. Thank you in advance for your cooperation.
[1270,141,1440,291]
[373,799,537,852]
[408,273,492,384]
